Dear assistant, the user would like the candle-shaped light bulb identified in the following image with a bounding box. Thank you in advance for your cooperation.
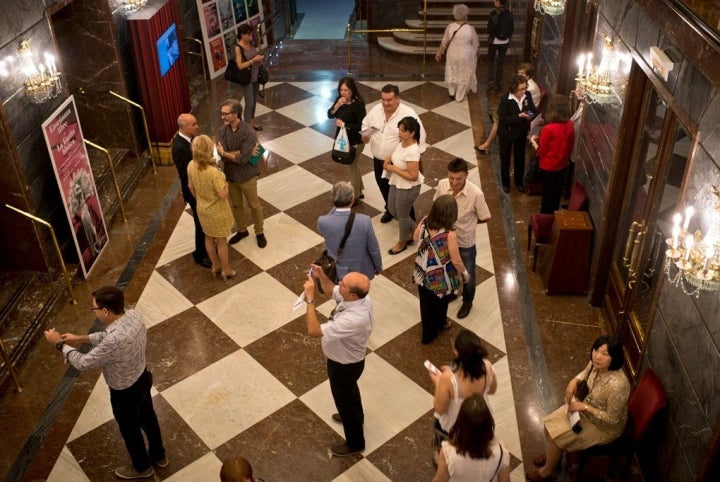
[672,225,680,250]
[577,54,585,77]
[673,212,681,230]
[685,235,694,260]
[704,247,714,271]
[683,206,694,231]
[586,53,593,79]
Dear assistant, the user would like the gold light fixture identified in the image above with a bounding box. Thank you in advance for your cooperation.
[664,187,720,297]
[574,36,629,105]
[534,0,566,16]
[119,0,148,15]
[0,40,62,104]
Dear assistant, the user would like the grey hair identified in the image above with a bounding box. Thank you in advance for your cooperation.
[331,181,354,207]
[453,4,470,21]
[221,98,242,114]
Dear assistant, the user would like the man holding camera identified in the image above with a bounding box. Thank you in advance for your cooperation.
[303,268,374,457]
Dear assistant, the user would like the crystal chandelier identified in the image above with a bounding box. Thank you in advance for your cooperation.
[663,187,720,297]
[534,0,566,16]
[0,40,62,104]
[574,36,627,105]
[119,0,148,15]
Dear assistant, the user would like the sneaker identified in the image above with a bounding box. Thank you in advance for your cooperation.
[256,233,267,248]
[114,466,154,479]
[229,231,249,244]
[380,211,393,223]
[331,443,364,457]
[153,457,169,468]
[457,301,472,319]
[331,413,343,424]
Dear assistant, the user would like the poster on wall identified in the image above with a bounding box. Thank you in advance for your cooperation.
[197,0,265,78]
[42,96,108,278]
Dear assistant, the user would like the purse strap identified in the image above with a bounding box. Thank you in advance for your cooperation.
[490,444,504,481]
[445,23,466,50]
[337,213,356,257]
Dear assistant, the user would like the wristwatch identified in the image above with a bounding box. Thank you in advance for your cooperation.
[55,340,66,351]
[306,298,315,304]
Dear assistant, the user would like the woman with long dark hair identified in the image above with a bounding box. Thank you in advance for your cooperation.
[328,77,367,201]
[429,329,497,465]
[432,394,510,481]
[527,335,631,481]
[413,195,470,344]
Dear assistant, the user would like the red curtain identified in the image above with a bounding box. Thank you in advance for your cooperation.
[129,0,190,143]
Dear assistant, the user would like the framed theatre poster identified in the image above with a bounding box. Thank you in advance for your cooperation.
[42,96,108,277]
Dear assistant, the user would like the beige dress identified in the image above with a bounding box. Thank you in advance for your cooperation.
[544,362,631,451]
[187,162,233,237]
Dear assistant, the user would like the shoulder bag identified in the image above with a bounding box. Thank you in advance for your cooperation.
[224,45,251,85]
[313,213,355,293]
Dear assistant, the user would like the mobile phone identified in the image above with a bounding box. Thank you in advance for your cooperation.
[309,266,314,277]
[524,111,535,116]
[424,359,439,375]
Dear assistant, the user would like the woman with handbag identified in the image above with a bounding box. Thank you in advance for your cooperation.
[527,335,631,481]
[327,77,367,201]
[432,394,510,482]
[529,95,575,214]
[412,195,470,344]
[434,4,479,103]
[384,116,424,255]
[235,24,265,131]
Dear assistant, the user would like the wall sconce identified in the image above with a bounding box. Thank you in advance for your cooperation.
[574,36,630,105]
[534,0,566,16]
[118,0,148,15]
[664,188,720,297]
[0,40,62,104]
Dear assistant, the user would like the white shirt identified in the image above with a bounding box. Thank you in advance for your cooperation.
[362,102,427,160]
[320,286,374,364]
[389,142,423,189]
[435,178,491,248]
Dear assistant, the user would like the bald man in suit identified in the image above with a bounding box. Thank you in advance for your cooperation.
[172,113,210,268]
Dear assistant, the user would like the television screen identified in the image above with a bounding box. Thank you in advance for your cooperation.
[157,23,180,77]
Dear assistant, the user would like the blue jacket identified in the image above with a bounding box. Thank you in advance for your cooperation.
[318,208,383,280]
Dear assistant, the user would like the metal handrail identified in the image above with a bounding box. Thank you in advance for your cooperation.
[346,0,429,76]
[83,140,128,223]
[3,204,78,305]
[183,37,208,92]
[108,91,158,174]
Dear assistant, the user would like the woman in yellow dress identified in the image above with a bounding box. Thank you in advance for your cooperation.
[187,134,236,279]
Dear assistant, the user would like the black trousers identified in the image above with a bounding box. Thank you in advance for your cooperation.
[418,284,451,344]
[373,157,416,220]
[327,358,365,449]
[188,197,208,261]
[499,136,527,189]
[487,43,509,87]
[110,370,165,472]
[540,168,566,214]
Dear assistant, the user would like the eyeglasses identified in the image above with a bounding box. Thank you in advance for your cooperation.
[90,307,103,312]
[220,111,235,117]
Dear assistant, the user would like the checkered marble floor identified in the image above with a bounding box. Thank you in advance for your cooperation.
[47,81,525,481]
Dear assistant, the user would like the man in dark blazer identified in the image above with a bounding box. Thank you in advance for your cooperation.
[172,113,210,268]
[318,182,382,281]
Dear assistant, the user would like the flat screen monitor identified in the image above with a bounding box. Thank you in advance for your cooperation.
[157,23,180,77]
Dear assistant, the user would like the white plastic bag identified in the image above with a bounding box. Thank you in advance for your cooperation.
[334,126,350,152]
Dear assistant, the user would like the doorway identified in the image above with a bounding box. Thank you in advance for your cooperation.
[603,70,694,377]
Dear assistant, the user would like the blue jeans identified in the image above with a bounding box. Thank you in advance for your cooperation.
[459,245,477,303]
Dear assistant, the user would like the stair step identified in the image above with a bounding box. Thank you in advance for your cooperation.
[394,31,444,42]
[378,37,434,55]
[406,19,486,29]
[420,7,494,17]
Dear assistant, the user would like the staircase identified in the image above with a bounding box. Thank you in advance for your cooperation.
[377,0,526,56]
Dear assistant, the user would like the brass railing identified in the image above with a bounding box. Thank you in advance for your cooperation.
[183,37,208,92]
[83,140,128,223]
[345,0,429,76]
[3,204,78,305]
[108,90,158,174]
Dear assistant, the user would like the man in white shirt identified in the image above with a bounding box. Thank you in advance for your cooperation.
[303,268,374,457]
[434,158,491,319]
[361,84,426,223]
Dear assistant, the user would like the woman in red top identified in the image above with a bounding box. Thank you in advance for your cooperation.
[530,95,575,214]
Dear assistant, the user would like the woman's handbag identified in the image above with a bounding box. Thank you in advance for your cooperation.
[331,126,356,164]
[257,63,269,85]
[575,379,589,401]
[313,213,355,293]
[224,46,251,85]
[524,152,542,185]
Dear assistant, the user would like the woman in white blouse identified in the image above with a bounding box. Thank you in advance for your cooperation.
[383,116,423,255]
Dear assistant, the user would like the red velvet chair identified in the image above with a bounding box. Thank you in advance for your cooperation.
[526,182,588,271]
[576,368,668,481]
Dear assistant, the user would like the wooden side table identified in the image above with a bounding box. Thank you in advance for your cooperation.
[541,211,593,294]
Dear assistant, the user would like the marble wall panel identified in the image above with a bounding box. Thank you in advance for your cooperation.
[601,0,634,32]
[697,94,720,165]
[367,0,422,29]
[674,58,713,126]
[0,0,48,48]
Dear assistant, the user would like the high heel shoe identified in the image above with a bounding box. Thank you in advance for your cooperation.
[221,270,237,281]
